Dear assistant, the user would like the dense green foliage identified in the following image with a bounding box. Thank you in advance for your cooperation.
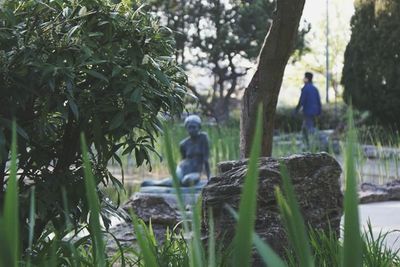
[342,0,400,126]
[0,0,186,245]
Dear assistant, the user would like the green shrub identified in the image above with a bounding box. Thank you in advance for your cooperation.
[274,103,347,133]
[0,0,186,247]
[342,0,400,127]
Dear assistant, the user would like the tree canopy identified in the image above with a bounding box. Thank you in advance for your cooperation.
[342,0,400,126]
[0,0,186,241]
[149,0,309,121]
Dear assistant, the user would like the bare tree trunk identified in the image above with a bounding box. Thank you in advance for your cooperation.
[240,0,306,158]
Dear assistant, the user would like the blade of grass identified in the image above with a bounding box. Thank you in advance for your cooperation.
[49,239,57,267]
[207,209,216,267]
[1,120,19,267]
[233,104,263,267]
[26,186,36,267]
[164,124,205,267]
[342,107,362,267]
[131,214,158,267]
[191,194,205,267]
[163,124,190,233]
[105,231,126,267]
[253,234,287,267]
[276,163,314,267]
[80,134,106,267]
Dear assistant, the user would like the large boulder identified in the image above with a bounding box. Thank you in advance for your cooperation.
[201,153,343,262]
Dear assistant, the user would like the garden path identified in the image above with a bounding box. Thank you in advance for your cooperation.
[358,201,400,251]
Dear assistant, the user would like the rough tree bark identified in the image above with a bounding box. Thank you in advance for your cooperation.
[240,0,306,158]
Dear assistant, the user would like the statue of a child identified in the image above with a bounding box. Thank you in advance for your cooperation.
[141,115,210,187]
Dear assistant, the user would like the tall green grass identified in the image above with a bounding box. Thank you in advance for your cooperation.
[0,121,19,267]
[1,109,400,267]
[233,105,263,267]
[342,108,363,267]
[81,134,106,267]
[275,164,314,267]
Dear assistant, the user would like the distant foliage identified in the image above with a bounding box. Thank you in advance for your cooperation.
[148,0,309,121]
[342,0,400,126]
[0,0,186,244]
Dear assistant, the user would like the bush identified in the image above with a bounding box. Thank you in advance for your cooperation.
[274,103,346,133]
[0,0,186,246]
[342,0,400,127]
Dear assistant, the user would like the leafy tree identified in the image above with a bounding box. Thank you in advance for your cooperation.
[0,0,186,244]
[149,0,309,122]
[342,0,400,126]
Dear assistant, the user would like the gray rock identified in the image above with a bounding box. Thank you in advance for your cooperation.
[201,153,343,264]
[121,190,201,243]
[122,193,181,226]
[120,193,182,243]
[359,180,400,203]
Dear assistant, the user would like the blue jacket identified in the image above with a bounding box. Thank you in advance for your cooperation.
[298,82,322,116]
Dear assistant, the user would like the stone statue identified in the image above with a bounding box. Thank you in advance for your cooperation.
[141,115,210,187]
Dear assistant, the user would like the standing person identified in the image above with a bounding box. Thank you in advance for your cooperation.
[294,72,322,148]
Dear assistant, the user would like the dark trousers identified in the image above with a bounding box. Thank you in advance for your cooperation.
[302,115,317,148]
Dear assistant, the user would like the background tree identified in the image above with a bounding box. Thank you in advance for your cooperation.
[240,0,306,157]
[186,0,274,122]
[342,0,400,126]
[0,0,186,244]
[149,0,309,122]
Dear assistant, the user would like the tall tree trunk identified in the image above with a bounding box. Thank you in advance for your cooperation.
[240,0,306,158]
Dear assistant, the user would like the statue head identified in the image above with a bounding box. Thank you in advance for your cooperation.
[184,115,201,137]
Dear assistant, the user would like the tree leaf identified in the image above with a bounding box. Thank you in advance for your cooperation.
[154,69,170,87]
[130,88,142,103]
[78,6,87,17]
[109,112,125,130]
[67,95,79,120]
[62,7,72,18]
[83,69,109,82]
[67,25,81,41]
